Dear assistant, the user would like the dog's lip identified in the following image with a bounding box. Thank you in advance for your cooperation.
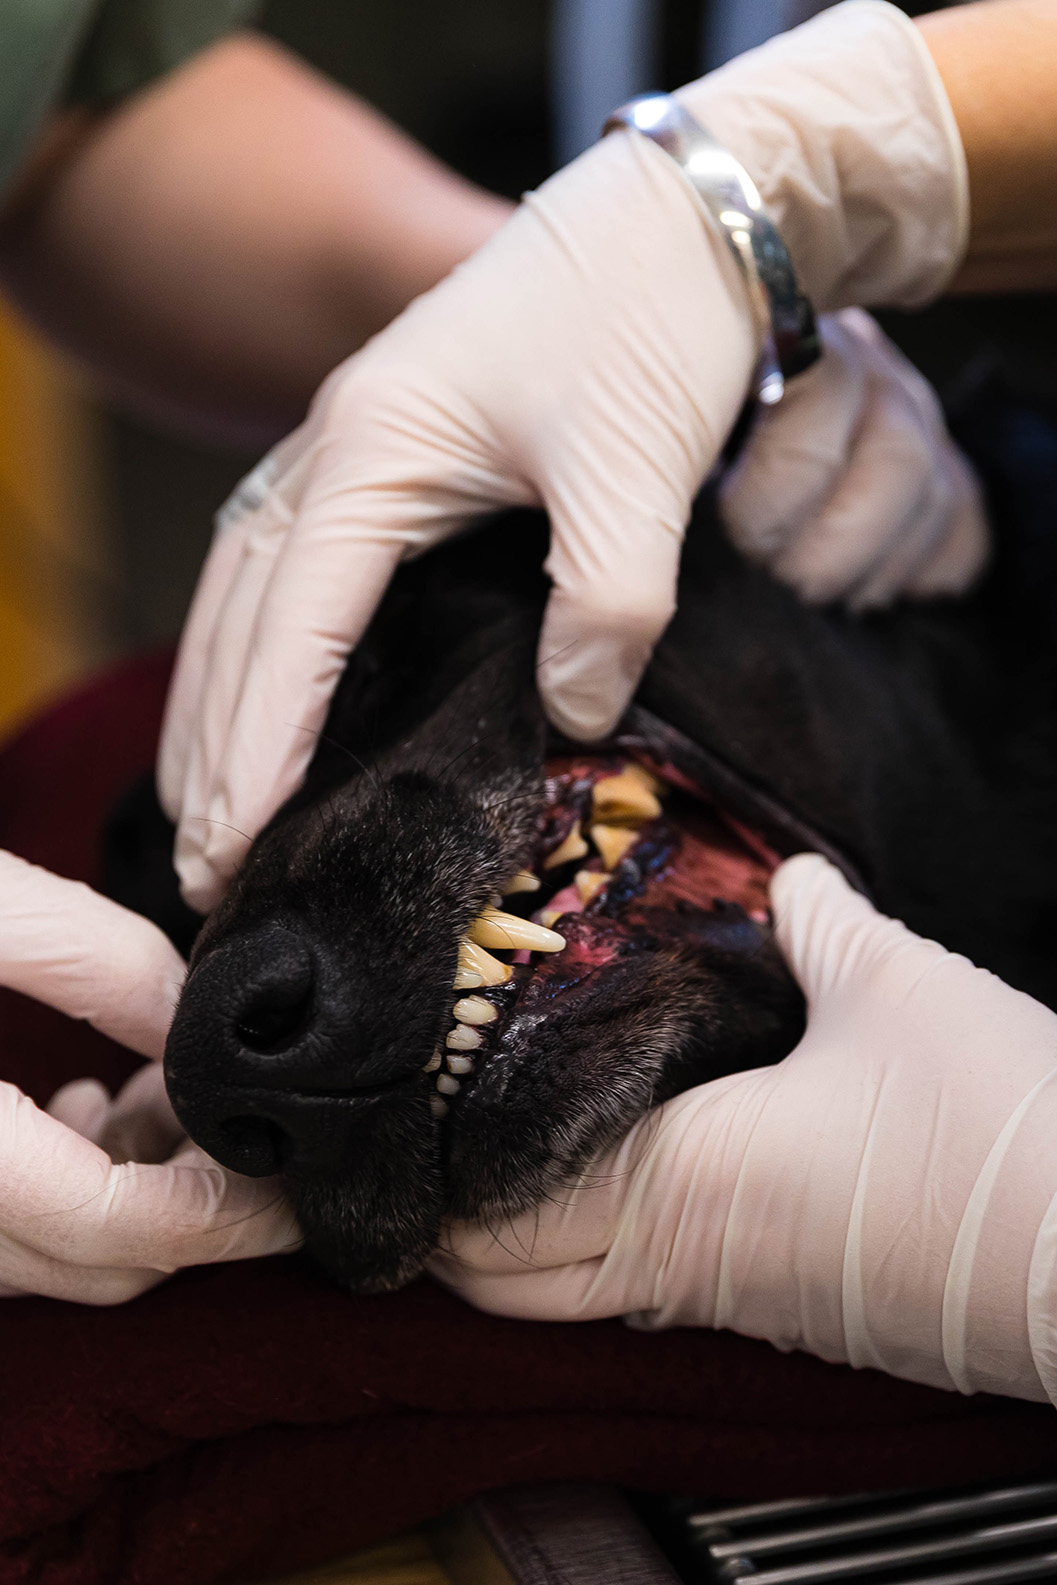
[426,749,778,1121]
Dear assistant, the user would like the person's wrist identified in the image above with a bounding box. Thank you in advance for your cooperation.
[676,0,969,312]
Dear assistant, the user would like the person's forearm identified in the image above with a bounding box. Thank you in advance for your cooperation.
[918,0,1057,294]
[0,35,511,444]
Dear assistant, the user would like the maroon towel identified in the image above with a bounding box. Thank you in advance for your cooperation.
[0,657,1052,1585]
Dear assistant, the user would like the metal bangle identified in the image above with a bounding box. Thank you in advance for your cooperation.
[603,93,819,405]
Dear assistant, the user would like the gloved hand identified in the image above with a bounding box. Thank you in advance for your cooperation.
[719,309,988,608]
[159,0,969,913]
[0,850,299,1302]
[433,854,1057,1407]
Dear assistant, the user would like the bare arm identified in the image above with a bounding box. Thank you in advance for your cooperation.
[0,34,511,444]
[919,0,1057,294]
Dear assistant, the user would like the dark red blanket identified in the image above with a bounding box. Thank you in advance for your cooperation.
[0,657,1053,1585]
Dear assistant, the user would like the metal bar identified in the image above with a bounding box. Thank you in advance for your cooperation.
[740,1513,1057,1585]
[685,1498,845,1531]
[898,1550,1057,1585]
[708,1484,1057,1560]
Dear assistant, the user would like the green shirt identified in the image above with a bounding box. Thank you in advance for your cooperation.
[1,0,261,197]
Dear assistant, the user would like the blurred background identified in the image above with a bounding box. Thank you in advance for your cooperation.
[1,0,1052,744]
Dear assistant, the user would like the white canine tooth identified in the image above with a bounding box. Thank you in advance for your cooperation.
[591,822,636,871]
[470,906,565,953]
[543,819,589,871]
[447,1024,482,1051]
[504,869,541,895]
[453,996,498,1025]
[591,766,662,826]
[422,1048,443,1073]
[447,1053,475,1075]
[575,869,612,905]
[430,1094,449,1119]
[436,1073,461,1096]
[457,938,511,986]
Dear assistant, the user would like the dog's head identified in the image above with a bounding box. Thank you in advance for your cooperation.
[164,618,803,1292]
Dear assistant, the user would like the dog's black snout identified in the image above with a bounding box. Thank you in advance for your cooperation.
[165,921,429,1182]
[165,923,340,1173]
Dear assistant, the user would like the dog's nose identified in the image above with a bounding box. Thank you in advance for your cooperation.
[165,923,358,1176]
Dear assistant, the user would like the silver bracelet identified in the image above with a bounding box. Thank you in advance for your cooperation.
[603,93,819,406]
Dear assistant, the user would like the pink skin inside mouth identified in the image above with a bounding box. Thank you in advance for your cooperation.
[532,754,774,919]
[435,753,784,1109]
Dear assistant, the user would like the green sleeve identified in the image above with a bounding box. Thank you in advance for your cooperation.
[1,0,262,199]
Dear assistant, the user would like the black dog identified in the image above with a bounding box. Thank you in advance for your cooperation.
[108,380,1057,1295]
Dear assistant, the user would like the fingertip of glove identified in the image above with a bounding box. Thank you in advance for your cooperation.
[541,690,620,744]
[770,851,858,935]
[174,849,225,917]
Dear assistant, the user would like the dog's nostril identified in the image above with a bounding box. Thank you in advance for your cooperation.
[216,1115,289,1175]
[235,987,313,1053]
[233,949,315,1054]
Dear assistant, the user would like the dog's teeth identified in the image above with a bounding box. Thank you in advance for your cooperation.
[457,938,511,986]
[575,869,612,905]
[447,1053,475,1075]
[590,822,636,870]
[504,869,541,894]
[422,1048,443,1073]
[591,766,662,826]
[470,906,565,953]
[436,1073,461,1096]
[453,995,498,1025]
[540,907,563,929]
[447,1024,482,1051]
[430,1094,449,1119]
[543,819,589,871]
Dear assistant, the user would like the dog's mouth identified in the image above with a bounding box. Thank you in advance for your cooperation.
[165,692,813,1294]
[425,750,777,1129]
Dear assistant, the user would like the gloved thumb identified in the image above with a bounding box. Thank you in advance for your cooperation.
[536,502,683,741]
[769,851,946,1013]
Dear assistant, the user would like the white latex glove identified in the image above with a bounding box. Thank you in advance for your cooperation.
[159,0,968,913]
[434,854,1057,1407]
[720,309,989,608]
[0,850,299,1303]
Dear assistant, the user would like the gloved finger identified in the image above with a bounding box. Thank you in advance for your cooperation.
[47,1078,112,1143]
[719,316,869,562]
[0,1081,300,1270]
[769,379,941,606]
[158,392,337,825]
[0,1229,173,1304]
[157,511,252,826]
[174,401,536,910]
[538,504,684,740]
[98,1061,186,1165]
[903,442,990,599]
[431,1248,612,1320]
[174,528,403,911]
[0,852,185,1056]
[844,446,954,610]
[171,487,325,909]
[769,852,945,1011]
[47,1070,183,1165]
